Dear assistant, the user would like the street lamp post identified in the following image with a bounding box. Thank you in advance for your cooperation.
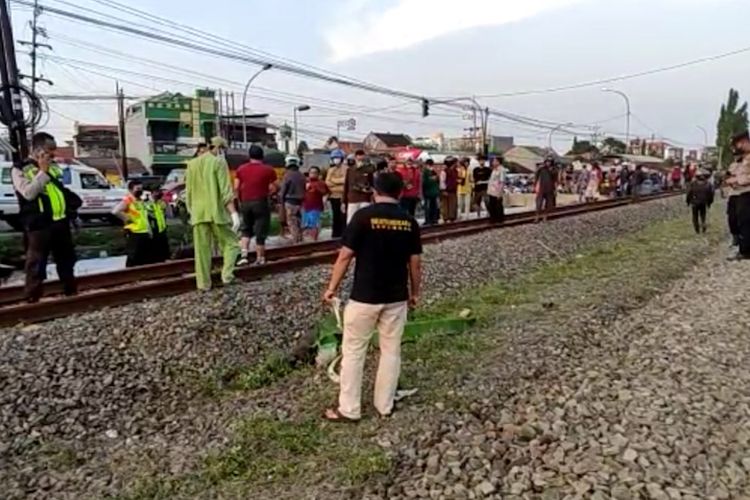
[602,88,631,147]
[548,122,574,152]
[696,125,709,146]
[293,104,311,151]
[242,63,272,148]
[696,125,710,164]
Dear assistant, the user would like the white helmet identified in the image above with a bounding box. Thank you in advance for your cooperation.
[285,154,301,167]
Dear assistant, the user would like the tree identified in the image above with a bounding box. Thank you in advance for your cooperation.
[601,137,627,154]
[717,88,749,169]
[568,137,599,156]
[296,140,310,157]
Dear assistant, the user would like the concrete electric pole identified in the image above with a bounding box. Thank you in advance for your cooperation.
[18,0,52,134]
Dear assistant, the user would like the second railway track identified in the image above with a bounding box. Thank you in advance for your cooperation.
[0,193,678,327]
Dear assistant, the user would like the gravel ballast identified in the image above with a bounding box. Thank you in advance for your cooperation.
[364,223,749,500]
[0,196,694,498]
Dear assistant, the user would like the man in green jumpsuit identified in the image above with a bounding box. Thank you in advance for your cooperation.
[185,137,241,290]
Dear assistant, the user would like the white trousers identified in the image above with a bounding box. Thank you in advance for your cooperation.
[338,300,408,419]
[346,202,370,224]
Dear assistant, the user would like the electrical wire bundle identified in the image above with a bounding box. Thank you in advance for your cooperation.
[0,83,47,130]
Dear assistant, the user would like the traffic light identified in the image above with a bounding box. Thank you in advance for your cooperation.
[421,99,429,118]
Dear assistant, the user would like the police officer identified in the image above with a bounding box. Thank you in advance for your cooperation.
[11,132,78,302]
[112,180,152,267]
[727,131,750,260]
[147,190,170,263]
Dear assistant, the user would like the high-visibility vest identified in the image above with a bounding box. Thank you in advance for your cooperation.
[147,200,167,234]
[24,164,67,222]
[123,195,150,234]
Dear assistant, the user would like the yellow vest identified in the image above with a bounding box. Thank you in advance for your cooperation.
[25,164,66,221]
[123,195,150,234]
[148,200,167,234]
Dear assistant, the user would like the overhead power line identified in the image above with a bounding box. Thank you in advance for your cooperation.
[475,45,750,98]
[11,0,428,103]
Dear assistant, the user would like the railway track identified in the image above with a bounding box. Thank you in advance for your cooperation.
[0,193,678,327]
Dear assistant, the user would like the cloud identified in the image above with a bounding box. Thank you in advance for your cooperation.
[325,0,585,62]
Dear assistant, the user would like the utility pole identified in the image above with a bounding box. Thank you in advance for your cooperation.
[18,0,52,135]
[116,82,128,181]
[0,0,30,162]
[472,107,478,153]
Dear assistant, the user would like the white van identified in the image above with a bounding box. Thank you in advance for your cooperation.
[0,161,128,229]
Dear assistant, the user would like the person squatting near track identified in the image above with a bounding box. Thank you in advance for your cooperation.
[727,131,750,261]
[303,166,329,241]
[185,136,241,290]
[343,150,376,224]
[12,132,79,302]
[322,172,422,423]
[686,170,714,234]
[234,145,278,266]
[280,155,306,244]
[325,149,347,238]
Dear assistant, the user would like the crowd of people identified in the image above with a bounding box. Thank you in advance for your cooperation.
[13,128,750,304]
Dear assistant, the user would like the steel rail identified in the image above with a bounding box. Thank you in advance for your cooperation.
[0,198,617,306]
[0,192,678,327]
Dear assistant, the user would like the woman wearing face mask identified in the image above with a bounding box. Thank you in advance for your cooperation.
[111,179,152,267]
[325,149,347,237]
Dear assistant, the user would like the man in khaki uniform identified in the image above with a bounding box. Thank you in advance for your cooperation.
[185,137,241,289]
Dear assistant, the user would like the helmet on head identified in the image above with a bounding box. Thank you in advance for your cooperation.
[330,149,345,160]
[285,154,301,167]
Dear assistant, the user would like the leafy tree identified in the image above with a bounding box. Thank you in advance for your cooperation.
[568,137,599,156]
[601,137,627,154]
[717,88,749,169]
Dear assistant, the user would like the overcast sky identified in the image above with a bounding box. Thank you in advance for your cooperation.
[9,0,750,152]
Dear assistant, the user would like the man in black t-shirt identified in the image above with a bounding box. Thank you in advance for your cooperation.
[471,156,492,217]
[323,172,423,422]
[534,158,558,222]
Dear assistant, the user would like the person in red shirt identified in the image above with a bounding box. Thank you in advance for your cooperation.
[396,158,422,216]
[234,145,277,265]
[303,166,330,241]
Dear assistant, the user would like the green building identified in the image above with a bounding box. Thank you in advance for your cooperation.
[125,89,218,175]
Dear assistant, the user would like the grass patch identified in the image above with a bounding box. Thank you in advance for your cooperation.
[119,211,725,498]
[203,417,323,485]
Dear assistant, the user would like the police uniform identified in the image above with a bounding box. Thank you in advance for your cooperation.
[147,198,170,263]
[116,193,152,267]
[11,162,77,302]
[729,153,750,257]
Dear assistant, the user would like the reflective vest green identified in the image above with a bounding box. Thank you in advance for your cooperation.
[147,200,167,234]
[123,195,150,234]
[24,164,66,222]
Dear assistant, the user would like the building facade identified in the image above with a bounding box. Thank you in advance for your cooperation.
[125,89,218,174]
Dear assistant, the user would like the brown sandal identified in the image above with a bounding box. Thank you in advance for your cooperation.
[322,408,360,424]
